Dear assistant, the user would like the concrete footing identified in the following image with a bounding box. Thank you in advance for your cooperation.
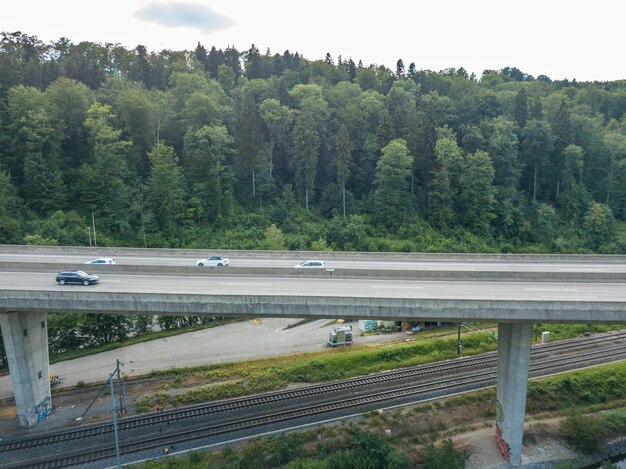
[0,311,52,427]
[496,321,533,466]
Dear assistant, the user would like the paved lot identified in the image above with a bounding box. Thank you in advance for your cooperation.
[0,318,405,399]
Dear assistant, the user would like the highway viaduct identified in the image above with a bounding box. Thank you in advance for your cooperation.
[1,246,626,466]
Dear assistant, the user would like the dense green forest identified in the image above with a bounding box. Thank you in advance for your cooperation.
[1,31,626,253]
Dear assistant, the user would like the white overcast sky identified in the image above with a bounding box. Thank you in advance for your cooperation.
[3,0,623,82]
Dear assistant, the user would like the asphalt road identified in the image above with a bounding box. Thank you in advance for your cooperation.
[2,271,626,302]
[3,251,626,272]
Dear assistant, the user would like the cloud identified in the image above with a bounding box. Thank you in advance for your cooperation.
[134,1,234,33]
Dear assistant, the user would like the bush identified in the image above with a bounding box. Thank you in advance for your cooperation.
[560,412,606,454]
[418,439,469,469]
[326,426,409,469]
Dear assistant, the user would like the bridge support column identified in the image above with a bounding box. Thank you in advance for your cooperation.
[0,311,52,427]
[496,321,532,466]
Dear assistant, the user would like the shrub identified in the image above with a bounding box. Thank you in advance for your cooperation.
[418,439,469,469]
[322,426,409,469]
[560,412,606,454]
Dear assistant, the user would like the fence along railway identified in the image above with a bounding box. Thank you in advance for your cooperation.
[2,331,626,469]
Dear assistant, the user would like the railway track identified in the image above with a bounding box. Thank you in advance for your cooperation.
[2,331,626,468]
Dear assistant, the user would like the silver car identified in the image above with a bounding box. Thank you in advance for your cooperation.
[295,260,326,268]
[197,256,229,267]
[85,258,116,264]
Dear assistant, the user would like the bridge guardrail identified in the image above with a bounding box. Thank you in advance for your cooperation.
[1,262,625,282]
[1,244,626,263]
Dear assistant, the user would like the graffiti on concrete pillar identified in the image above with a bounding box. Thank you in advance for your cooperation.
[496,423,511,462]
[496,399,505,425]
[34,396,52,421]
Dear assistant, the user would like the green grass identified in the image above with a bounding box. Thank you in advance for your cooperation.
[531,323,625,343]
[135,361,626,469]
[526,361,626,413]
[136,326,500,411]
[135,323,625,413]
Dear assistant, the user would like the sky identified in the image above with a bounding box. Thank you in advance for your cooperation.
[3,0,624,82]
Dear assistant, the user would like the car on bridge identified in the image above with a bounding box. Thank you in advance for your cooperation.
[295,260,326,268]
[85,258,116,264]
[56,270,99,286]
[197,256,229,267]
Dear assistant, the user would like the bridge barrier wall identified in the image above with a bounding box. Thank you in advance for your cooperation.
[1,244,626,263]
[3,262,626,282]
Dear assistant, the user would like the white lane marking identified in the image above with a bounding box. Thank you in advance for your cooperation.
[558,268,608,272]
[373,293,430,296]
[371,285,424,289]
[525,288,578,291]
[540,296,597,300]
[219,282,273,286]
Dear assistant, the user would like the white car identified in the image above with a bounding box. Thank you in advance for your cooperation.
[295,260,326,268]
[85,258,116,265]
[197,256,229,267]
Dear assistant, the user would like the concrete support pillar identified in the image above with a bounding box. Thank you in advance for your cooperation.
[496,321,532,466]
[0,311,52,427]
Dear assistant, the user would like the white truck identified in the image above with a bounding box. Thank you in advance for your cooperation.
[328,325,353,347]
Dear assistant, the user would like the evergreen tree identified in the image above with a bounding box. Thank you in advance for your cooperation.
[132,45,153,89]
[184,125,233,219]
[374,138,412,229]
[81,102,133,235]
[259,98,293,181]
[514,88,528,129]
[237,85,264,197]
[520,119,553,202]
[194,42,208,72]
[335,124,352,217]
[0,171,22,243]
[550,99,573,198]
[602,131,626,217]
[146,144,187,241]
[558,144,585,222]
[345,58,357,82]
[458,150,496,235]
[206,46,225,78]
[244,44,261,79]
[395,59,405,78]
[428,165,454,230]
[292,110,320,211]
[529,97,543,120]
[428,133,463,228]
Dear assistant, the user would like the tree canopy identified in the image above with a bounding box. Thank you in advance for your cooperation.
[1,31,625,253]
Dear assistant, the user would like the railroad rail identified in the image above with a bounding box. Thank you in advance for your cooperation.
[2,331,625,468]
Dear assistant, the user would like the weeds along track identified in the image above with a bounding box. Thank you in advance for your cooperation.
[2,331,626,468]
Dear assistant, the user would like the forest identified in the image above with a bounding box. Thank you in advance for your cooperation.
[1,31,626,254]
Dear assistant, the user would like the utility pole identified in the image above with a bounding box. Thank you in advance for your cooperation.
[138,192,147,248]
[109,369,121,469]
[87,227,92,247]
[91,212,97,248]
[116,359,125,416]
[457,322,462,357]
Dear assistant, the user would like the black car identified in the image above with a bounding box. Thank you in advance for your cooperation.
[56,270,99,286]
